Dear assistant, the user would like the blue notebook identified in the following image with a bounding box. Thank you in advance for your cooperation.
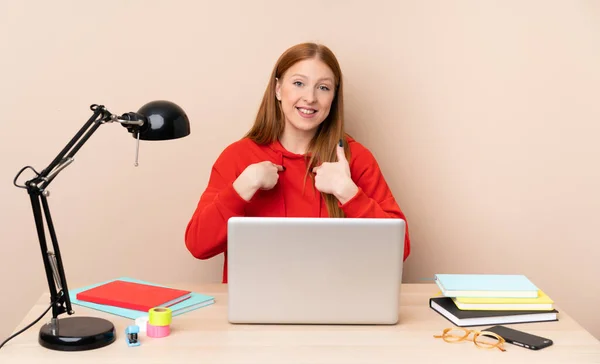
[434,274,539,298]
[69,277,215,319]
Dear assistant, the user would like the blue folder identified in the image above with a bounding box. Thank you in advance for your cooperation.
[69,276,215,320]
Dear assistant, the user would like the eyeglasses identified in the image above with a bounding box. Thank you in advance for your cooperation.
[434,327,506,352]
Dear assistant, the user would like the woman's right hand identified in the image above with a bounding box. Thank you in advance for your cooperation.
[233,161,285,201]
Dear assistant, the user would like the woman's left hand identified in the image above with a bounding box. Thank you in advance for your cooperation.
[313,141,359,204]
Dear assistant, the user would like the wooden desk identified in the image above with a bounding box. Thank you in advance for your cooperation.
[1,283,599,363]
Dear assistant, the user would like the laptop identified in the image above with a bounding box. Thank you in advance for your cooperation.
[226,217,406,325]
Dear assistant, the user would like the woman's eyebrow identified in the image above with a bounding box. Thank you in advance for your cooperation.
[290,73,334,83]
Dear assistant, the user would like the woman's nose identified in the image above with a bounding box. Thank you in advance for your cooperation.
[303,89,317,103]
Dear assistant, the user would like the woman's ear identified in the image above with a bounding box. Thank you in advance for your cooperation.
[275,77,281,101]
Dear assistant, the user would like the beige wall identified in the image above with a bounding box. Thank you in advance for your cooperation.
[1,0,598,341]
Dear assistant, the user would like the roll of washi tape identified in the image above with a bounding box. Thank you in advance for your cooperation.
[148,307,172,326]
[135,316,149,333]
[146,322,170,338]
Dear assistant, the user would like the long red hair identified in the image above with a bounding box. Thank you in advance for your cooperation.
[245,42,349,217]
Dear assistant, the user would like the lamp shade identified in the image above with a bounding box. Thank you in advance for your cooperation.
[135,100,191,140]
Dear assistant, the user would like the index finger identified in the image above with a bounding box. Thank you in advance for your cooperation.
[271,163,285,172]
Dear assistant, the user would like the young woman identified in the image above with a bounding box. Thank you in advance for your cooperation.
[185,42,410,283]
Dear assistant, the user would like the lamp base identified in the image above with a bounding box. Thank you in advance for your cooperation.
[39,316,116,351]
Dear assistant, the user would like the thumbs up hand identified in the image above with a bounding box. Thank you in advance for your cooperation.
[313,139,359,204]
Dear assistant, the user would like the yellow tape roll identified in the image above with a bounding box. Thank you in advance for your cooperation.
[148,307,172,326]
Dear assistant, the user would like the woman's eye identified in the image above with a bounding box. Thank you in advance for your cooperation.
[319,85,330,91]
[293,81,303,87]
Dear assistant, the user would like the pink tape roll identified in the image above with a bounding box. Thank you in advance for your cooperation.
[146,323,170,338]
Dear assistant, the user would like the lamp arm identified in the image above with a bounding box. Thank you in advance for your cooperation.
[37,105,108,182]
[14,104,145,321]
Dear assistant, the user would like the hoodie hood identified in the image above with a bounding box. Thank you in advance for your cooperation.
[267,135,356,162]
[268,139,309,160]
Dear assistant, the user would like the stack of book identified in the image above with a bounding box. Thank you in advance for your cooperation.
[429,274,559,327]
[70,277,215,320]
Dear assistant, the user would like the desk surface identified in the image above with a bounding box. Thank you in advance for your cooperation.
[1,283,599,363]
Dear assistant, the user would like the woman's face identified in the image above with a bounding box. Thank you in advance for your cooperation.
[276,58,336,135]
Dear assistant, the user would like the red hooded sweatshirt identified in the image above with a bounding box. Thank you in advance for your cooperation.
[185,136,410,283]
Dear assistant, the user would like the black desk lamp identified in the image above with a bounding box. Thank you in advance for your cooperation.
[10,101,190,351]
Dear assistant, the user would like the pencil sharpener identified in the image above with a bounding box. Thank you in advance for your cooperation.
[125,325,141,347]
